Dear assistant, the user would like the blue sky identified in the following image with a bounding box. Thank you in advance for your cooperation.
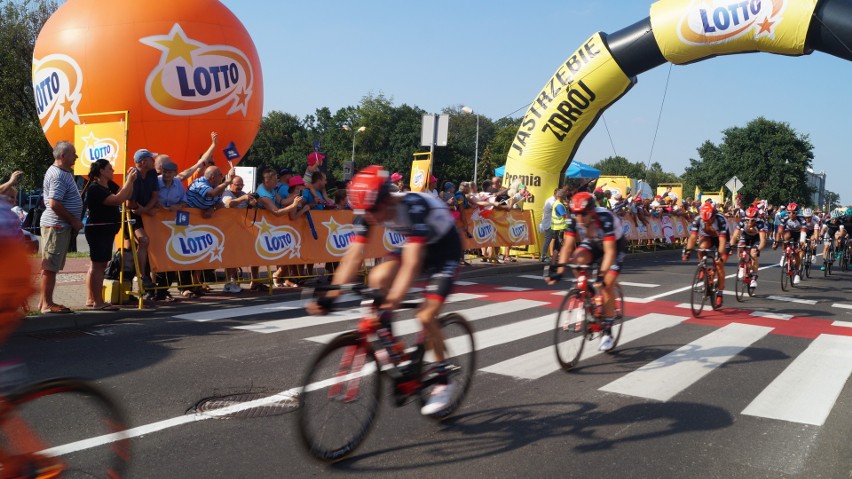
[222,0,849,202]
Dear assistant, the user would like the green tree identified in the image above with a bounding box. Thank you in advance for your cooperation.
[824,190,840,211]
[683,117,813,206]
[0,0,59,191]
[592,156,646,179]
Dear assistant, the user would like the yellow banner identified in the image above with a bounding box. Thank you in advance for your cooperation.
[650,0,819,64]
[410,158,432,193]
[504,32,634,220]
[144,208,534,272]
[74,121,127,176]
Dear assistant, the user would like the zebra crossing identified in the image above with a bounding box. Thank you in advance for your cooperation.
[169,281,852,427]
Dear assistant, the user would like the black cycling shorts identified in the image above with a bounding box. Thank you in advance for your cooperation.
[388,228,462,302]
[576,236,627,274]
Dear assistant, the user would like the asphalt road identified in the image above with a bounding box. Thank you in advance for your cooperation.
[5,248,852,478]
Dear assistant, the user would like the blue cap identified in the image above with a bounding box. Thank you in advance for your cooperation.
[134,149,157,163]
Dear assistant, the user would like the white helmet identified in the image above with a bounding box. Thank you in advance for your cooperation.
[802,208,813,217]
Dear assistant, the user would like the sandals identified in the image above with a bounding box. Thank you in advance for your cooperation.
[89,303,120,311]
[181,290,199,299]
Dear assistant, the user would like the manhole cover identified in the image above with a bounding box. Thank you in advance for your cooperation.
[192,391,299,419]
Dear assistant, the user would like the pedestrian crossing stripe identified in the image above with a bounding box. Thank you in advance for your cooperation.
[480,313,687,380]
[599,323,772,401]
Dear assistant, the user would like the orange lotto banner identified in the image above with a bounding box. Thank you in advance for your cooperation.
[74,120,127,176]
[145,208,535,272]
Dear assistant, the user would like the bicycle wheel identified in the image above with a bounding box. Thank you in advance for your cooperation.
[4,378,130,479]
[607,283,625,353]
[780,257,789,291]
[734,266,745,302]
[554,290,588,371]
[804,249,812,278]
[418,313,476,420]
[842,252,849,272]
[690,264,706,317]
[298,332,381,463]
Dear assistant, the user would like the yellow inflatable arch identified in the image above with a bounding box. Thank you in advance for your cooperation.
[506,0,851,206]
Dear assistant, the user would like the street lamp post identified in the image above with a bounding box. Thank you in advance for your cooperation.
[462,106,479,185]
[343,124,367,165]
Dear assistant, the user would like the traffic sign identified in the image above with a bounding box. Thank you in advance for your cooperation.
[725,176,742,192]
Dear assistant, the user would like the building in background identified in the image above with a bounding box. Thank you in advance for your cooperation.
[806,168,826,208]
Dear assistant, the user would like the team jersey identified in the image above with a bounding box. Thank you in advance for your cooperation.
[564,207,624,243]
[778,216,805,233]
[353,192,456,245]
[801,217,820,234]
[823,218,845,236]
[735,219,768,238]
[689,214,729,238]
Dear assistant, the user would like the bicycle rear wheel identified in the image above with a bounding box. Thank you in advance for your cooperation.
[297,332,381,463]
[418,313,476,420]
[4,378,130,479]
[690,265,706,317]
[554,290,588,370]
[607,284,625,353]
[803,249,812,278]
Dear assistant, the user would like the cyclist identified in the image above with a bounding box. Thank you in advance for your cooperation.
[773,202,804,285]
[800,208,820,265]
[682,201,730,308]
[820,210,845,270]
[729,206,767,289]
[545,191,626,352]
[306,165,461,416]
[842,208,852,259]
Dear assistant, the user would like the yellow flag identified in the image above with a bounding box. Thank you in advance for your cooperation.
[74,121,127,177]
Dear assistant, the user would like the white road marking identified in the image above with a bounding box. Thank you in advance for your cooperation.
[624,297,655,304]
[454,281,477,286]
[480,313,689,379]
[742,334,852,425]
[750,311,793,321]
[832,303,852,310]
[645,264,777,301]
[305,299,548,344]
[619,282,659,288]
[766,296,818,305]
[599,323,772,401]
[831,321,852,328]
[519,275,544,280]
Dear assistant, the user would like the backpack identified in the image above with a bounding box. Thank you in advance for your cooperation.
[21,198,45,236]
[104,249,136,281]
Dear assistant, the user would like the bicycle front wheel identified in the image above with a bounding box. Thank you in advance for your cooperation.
[804,250,812,278]
[554,290,588,370]
[734,267,745,302]
[690,265,706,317]
[780,258,789,291]
[297,332,381,463]
[418,313,476,420]
[5,378,131,479]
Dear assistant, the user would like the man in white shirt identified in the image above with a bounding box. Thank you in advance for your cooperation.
[540,188,558,262]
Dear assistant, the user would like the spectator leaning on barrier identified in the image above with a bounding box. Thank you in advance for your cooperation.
[157,160,187,211]
[84,159,136,311]
[38,141,84,314]
[303,171,332,210]
[128,148,160,292]
[185,165,234,218]
[256,168,301,216]
[222,175,259,293]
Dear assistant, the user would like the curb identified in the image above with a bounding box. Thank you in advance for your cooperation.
[17,248,680,335]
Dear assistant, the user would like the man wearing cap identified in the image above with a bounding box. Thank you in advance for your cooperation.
[428,175,439,197]
[157,160,187,211]
[128,148,160,291]
[276,167,294,202]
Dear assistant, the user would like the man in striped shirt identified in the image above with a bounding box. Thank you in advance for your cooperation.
[185,166,234,217]
[39,141,83,314]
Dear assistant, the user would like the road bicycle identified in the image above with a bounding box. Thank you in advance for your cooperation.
[823,239,836,276]
[800,238,815,279]
[734,245,757,302]
[687,248,721,317]
[779,241,799,291]
[297,284,475,463]
[550,264,624,371]
[0,376,130,478]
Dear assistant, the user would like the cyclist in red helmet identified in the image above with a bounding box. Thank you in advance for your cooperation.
[683,201,730,308]
[306,165,462,416]
[729,206,767,289]
[773,202,804,284]
[546,191,627,351]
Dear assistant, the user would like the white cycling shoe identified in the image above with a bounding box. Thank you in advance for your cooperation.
[599,334,614,352]
[421,382,456,416]
[793,275,801,285]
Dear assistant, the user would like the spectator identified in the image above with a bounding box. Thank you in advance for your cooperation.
[0,170,23,200]
[256,168,301,216]
[84,159,136,310]
[38,141,84,314]
[550,188,569,264]
[303,171,332,210]
[274,175,311,288]
[391,172,404,192]
[185,165,233,218]
[303,152,324,184]
[442,181,456,203]
[539,188,557,262]
[427,175,439,197]
[333,189,349,210]
[128,148,160,292]
[222,175,259,293]
[277,167,294,202]
[611,192,627,214]
[157,160,186,211]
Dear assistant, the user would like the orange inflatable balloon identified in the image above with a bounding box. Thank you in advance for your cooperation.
[32,0,263,173]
